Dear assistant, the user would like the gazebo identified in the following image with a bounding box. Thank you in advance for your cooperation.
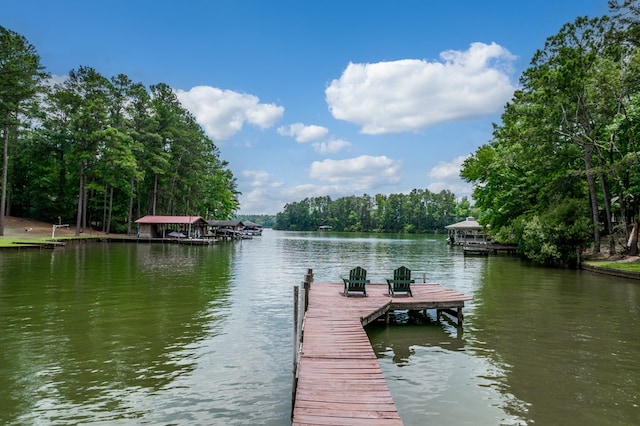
[445,217,487,245]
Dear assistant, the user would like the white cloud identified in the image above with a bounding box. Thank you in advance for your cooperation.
[326,42,517,134]
[428,155,469,180]
[238,170,285,214]
[427,181,472,200]
[311,138,351,154]
[310,155,401,191]
[277,122,351,154]
[237,156,403,213]
[175,86,284,140]
[427,155,472,199]
[277,122,329,142]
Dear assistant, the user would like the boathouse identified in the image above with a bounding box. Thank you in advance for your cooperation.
[134,215,208,238]
[445,216,487,245]
[241,221,263,236]
[207,220,245,239]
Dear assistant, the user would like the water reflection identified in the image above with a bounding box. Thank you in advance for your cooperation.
[368,317,527,425]
[468,257,640,425]
[368,317,465,366]
[0,243,232,424]
[2,232,640,425]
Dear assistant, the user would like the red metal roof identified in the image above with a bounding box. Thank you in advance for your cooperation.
[134,215,206,224]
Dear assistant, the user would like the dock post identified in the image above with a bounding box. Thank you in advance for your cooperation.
[303,268,313,312]
[293,285,300,372]
[292,285,300,418]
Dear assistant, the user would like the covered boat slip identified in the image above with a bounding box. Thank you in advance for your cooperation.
[132,216,262,241]
[292,276,471,425]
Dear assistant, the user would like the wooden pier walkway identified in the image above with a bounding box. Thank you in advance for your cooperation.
[292,280,472,425]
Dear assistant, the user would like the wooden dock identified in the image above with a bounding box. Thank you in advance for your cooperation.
[292,278,472,425]
[463,242,517,256]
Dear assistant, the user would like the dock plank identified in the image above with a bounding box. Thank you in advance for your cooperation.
[292,282,471,425]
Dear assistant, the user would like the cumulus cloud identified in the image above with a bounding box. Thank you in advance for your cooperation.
[312,138,351,154]
[428,155,469,180]
[278,122,351,154]
[238,156,404,213]
[277,122,329,142]
[310,155,401,191]
[176,86,284,140]
[427,155,472,199]
[326,42,517,134]
[239,170,285,214]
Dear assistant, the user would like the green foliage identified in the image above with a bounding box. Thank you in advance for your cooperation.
[462,9,640,265]
[0,28,239,233]
[0,25,48,235]
[274,190,467,233]
[521,199,592,266]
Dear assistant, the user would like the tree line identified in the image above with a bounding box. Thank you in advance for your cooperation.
[273,190,473,233]
[0,26,239,236]
[461,1,640,265]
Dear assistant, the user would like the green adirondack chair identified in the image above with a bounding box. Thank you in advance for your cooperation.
[342,266,370,297]
[386,266,414,297]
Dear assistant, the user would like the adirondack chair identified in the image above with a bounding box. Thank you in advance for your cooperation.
[386,266,415,297]
[342,266,370,297]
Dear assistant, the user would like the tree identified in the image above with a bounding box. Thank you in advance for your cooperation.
[51,67,112,235]
[525,16,616,254]
[461,9,640,264]
[0,26,47,235]
[274,191,470,233]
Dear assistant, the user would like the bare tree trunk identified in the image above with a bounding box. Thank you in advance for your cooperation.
[152,174,158,215]
[81,176,88,233]
[102,184,108,232]
[75,164,85,236]
[0,122,8,236]
[106,186,113,234]
[628,217,638,256]
[598,172,615,255]
[127,176,134,235]
[584,144,601,253]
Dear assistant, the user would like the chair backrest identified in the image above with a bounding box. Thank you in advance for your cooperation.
[350,266,367,281]
[394,266,411,281]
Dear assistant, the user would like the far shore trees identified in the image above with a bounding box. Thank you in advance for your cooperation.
[274,191,473,233]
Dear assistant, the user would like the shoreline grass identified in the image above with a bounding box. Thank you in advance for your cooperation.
[0,236,95,248]
[583,260,640,273]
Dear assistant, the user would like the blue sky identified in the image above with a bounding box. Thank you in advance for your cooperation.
[4,0,609,214]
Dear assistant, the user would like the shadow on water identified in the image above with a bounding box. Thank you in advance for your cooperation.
[367,314,466,366]
[367,309,531,425]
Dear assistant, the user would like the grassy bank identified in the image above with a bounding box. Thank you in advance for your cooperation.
[583,260,640,273]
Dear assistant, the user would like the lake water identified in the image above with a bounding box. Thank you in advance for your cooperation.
[1,230,639,425]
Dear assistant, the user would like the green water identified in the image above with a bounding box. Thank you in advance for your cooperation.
[1,231,639,425]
